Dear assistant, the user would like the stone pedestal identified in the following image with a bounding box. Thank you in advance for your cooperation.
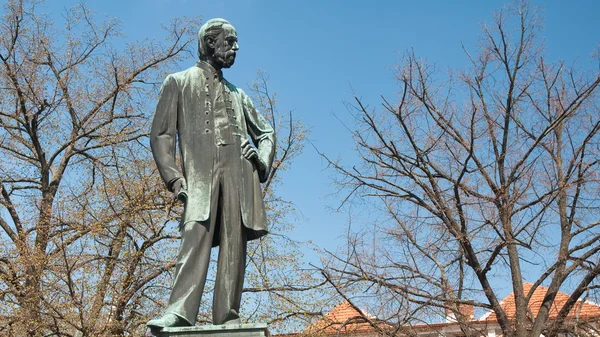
[150,323,269,337]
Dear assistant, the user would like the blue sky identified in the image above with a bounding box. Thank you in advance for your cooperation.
[44,0,600,297]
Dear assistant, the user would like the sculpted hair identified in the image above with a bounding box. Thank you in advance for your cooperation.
[198,18,230,60]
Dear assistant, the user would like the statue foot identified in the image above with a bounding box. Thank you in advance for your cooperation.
[221,309,241,325]
[147,313,190,329]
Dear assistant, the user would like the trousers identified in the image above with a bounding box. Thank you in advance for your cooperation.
[166,142,247,325]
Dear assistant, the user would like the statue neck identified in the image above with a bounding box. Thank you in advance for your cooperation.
[198,59,223,79]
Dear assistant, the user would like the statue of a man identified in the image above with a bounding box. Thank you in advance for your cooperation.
[147,18,275,329]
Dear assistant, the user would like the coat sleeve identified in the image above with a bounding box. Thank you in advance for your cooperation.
[240,89,276,183]
[150,74,183,191]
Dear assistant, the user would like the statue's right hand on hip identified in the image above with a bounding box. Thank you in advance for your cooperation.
[241,139,267,173]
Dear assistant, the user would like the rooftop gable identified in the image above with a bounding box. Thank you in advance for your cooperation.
[305,301,379,335]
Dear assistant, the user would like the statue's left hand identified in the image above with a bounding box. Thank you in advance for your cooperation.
[241,139,267,173]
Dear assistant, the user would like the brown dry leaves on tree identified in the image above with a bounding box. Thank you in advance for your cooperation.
[319,2,600,337]
[0,0,198,335]
[0,1,327,336]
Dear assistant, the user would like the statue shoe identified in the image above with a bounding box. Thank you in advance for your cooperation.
[222,309,241,325]
[147,313,190,329]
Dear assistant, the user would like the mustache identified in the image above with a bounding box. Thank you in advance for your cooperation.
[214,49,236,58]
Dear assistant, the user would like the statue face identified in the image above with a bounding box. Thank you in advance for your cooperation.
[210,24,239,69]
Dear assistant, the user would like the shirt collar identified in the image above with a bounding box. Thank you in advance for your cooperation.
[196,60,223,80]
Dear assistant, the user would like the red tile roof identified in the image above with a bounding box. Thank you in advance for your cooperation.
[305,301,382,335]
[481,282,600,322]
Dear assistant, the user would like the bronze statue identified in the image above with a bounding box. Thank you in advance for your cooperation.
[147,18,275,329]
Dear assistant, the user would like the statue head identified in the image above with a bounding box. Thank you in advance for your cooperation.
[198,18,239,70]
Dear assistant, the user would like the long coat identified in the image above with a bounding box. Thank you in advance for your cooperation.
[150,62,275,246]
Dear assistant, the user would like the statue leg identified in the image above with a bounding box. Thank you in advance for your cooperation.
[165,219,215,325]
[212,143,248,325]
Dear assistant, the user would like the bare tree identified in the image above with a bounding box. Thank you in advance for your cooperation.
[319,2,600,337]
[0,1,197,335]
[0,1,327,335]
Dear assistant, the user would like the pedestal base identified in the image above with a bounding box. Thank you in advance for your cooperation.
[149,323,269,337]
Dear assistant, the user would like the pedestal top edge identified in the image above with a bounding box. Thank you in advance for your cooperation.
[161,323,268,333]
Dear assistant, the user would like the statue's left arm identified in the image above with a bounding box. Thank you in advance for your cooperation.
[150,74,184,191]
[241,90,276,183]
